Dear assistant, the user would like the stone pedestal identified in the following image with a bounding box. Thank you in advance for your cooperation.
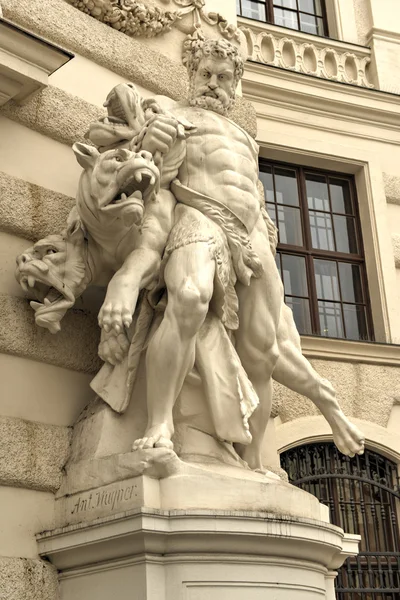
[37,458,359,599]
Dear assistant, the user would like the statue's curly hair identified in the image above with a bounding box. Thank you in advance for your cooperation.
[185,37,244,86]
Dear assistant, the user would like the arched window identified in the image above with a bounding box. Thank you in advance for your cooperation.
[280,443,400,598]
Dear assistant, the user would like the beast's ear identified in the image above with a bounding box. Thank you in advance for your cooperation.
[72,142,99,170]
[65,206,86,241]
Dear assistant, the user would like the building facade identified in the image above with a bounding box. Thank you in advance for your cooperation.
[0,0,399,598]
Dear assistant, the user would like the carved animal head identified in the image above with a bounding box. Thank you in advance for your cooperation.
[15,222,88,333]
[87,82,161,150]
[73,143,160,230]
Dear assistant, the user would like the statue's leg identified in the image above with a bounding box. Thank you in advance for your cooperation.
[273,304,365,457]
[133,242,215,451]
[235,217,283,470]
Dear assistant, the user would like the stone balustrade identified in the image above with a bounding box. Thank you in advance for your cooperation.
[238,17,374,89]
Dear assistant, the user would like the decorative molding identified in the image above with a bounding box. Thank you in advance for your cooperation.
[0,416,71,492]
[0,16,72,106]
[239,17,374,89]
[300,335,400,366]
[66,0,240,41]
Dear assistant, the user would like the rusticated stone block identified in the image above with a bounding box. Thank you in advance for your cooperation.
[0,416,71,493]
[1,86,104,147]
[0,557,58,600]
[384,173,400,205]
[0,171,74,242]
[392,233,400,267]
[0,295,101,374]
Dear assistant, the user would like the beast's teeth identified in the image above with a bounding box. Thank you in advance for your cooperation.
[104,117,110,124]
[134,172,142,183]
[150,176,155,185]
[44,298,52,306]
[132,190,143,200]
[28,276,35,288]
[121,193,127,201]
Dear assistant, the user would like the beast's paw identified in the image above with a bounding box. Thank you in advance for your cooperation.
[98,328,129,365]
[98,276,139,334]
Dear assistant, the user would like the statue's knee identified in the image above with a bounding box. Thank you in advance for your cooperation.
[241,340,279,378]
[170,282,210,331]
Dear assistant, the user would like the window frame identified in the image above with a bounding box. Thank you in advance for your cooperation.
[259,158,375,341]
[237,0,329,38]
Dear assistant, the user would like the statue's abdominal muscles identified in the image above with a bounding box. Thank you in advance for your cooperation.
[176,108,260,233]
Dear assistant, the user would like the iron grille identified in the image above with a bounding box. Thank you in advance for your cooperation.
[280,443,400,599]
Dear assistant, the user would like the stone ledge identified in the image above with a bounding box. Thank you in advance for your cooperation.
[1,85,104,147]
[0,417,70,493]
[0,295,101,374]
[0,171,74,241]
[0,556,58,600]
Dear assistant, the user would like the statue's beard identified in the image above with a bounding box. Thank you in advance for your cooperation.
[188,82,234,115]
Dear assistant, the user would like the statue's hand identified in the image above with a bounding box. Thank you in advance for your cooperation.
[141,114,180,156]
[98,328,130,365]
[98,272,139,334]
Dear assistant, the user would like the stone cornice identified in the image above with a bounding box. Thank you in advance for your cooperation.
[243,61,400,142]
[367,27,400,46]
[301,335,400,366]
[0,16,72,106]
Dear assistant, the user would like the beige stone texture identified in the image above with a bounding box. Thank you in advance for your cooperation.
[392,233,400,268]
[384,172,400,205]
[273,359,400,428]
[1,0,188,99]
[0,416,70,492]
[1,86,104,147]
[0,556,58,600]
[0,116,82,198]
[0,171,74,241]
[352,0,372,45]
[0,488,55,558]
[0,354,93,427]
[0,295,101,374]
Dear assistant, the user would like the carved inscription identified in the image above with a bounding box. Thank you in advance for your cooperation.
[71,483,137,515]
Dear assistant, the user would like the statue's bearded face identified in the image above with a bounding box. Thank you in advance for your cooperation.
[189,56,236,115]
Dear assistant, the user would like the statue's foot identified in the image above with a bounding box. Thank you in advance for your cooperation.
[254,468,281,481]
[132,424,174,451]
[236,445,263,471]
[331,417,365,457]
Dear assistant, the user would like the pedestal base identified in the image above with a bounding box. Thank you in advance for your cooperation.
[38,509,358,600]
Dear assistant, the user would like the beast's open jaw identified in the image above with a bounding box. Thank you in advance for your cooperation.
[106,168,157,209]
[18,260,74,315]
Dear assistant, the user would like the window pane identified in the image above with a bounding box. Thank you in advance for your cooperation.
[282,254,309,296]
[314,259,340,301]
[260,168,275,202]
[277,206,303,245]
[329,178,353,214]
[306,174,330,211]
[285,296,312,334]
[343,304,368,340]
[298,0,323,15]
[300,12,324,35]
[241,0,266,20]
[275,168,299,206]
[266,202,277,226]
[339,263,363,303]
[318,301,344,338]
[309,210,334,250]
[334,216,358,253]
[274,0,297,8]
[273,7,299,29]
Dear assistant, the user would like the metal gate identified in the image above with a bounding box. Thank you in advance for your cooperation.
[280,443,400,599]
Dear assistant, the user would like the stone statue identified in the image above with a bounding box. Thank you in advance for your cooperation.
[16,37,365,481]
